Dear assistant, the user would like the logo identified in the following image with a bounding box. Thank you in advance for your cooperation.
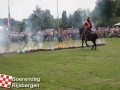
[0,74,12,88]
[0,74,40,89]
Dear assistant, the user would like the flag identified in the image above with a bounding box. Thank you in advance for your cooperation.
[8,0,11,31]
[0,74,12,88]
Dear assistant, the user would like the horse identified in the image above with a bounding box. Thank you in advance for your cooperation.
[80,28,98,50]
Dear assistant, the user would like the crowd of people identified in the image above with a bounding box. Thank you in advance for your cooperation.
[7,25,120,43]
[95,26,120,38]
[0,24,120,45]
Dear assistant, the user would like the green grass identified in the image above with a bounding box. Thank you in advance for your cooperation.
[0,38,120,90]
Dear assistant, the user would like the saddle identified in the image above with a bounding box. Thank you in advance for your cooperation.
[82,31,94,41]
[85,31,93,41]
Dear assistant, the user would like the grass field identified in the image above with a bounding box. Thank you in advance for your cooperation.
[0,38,120,90]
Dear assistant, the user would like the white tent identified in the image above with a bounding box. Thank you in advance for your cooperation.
[0,26,3,28]
[114,22,120,26]
[0,26,4,31]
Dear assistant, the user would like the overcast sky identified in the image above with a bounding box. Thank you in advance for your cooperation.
[0,0,97,21]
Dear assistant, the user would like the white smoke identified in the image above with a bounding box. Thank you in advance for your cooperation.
[0,26,8,53]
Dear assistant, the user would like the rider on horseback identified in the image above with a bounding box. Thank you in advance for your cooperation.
[83,16,92,40]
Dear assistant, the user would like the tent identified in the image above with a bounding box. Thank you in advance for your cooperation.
[0,26,3,28]
[0,26,3,31]
[114,22,120,26]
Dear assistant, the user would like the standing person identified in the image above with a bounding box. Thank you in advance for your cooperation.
[83,16,92,40]
[106,26,110,37]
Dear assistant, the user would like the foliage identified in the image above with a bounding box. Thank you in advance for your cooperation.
[61,10,68,29]
[24,6,54,31]
[67,8,90,28]
[23,7,91,30]
[0,18,21,30]
[18,19,26,32]
[91,0,120,27]
[0,5,95,31]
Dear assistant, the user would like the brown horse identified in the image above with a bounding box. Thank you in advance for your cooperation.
[81,30,98,50]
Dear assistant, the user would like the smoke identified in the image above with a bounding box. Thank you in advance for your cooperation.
[0,23,106,54]
[0,26,7,53]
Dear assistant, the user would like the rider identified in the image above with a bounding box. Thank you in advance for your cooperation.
[83,16,92,40]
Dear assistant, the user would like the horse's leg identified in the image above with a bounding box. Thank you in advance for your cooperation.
[81,40,84,48]
[85,40,89,47]
[91,41,94,49]
[94,41,97,50]
[91,40,97,50]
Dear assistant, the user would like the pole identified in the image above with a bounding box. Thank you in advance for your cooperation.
[57,0,59,30]
[8,0,11,31]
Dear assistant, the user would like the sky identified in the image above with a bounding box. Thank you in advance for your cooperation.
[0,0,97,21]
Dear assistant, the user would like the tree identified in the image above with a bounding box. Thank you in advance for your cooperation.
[91,0,120,27]
[0,18,21,31]
[18,19,26,32]
[67,14,74,28]
[67,8,90,28]
[61,10,68,29]
[25,5,53,31]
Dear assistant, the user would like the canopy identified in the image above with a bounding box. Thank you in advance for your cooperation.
[114,22,120,26]
[0,26,3,30]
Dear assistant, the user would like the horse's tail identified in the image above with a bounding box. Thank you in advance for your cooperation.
[81,32,85,40]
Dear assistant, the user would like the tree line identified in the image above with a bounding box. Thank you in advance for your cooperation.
[19,6,90,31]
[0,6,90,31]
